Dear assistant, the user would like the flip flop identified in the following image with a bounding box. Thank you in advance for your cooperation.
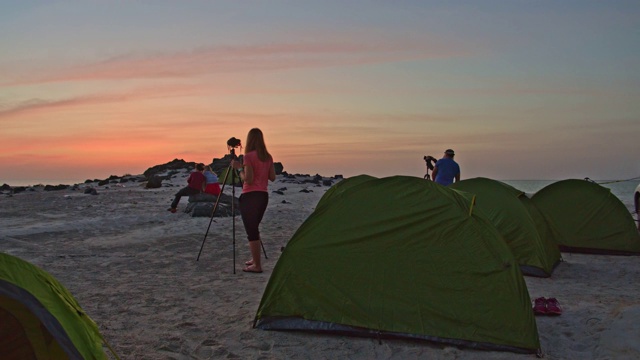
[245,260,254,266]
[532,297,547,315]
[546,298,563,316]
[242,266,263,273]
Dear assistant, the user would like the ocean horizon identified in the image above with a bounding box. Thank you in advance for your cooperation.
[4,176,637,214]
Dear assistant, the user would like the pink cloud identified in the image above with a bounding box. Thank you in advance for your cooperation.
[4,40,470,86]
[0,83,208,119]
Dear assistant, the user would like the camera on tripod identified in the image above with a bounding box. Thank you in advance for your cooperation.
[423,155,437,180]
[423,155,437,171]
[227,137,242,158]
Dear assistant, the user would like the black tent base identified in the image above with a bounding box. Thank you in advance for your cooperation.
[559,246,640,256]
[255,316,539,355]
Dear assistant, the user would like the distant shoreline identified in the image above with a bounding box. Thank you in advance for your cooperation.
[2,179,95,187]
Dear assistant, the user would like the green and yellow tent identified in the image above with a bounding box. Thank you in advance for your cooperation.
[255,175,540,354]
[0,252,118,359]
[450,177,561,277]
[531,179,640,254]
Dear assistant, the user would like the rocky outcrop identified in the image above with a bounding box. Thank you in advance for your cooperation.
[144,159,197,179]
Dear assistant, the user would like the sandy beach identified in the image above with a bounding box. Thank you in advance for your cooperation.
[1,172,640,360]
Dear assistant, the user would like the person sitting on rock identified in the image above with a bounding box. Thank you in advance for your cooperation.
[168,163,206,213]
[203,165,221,196]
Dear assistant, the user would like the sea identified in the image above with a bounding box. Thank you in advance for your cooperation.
[502,180,639,215]
[3,177,639,215]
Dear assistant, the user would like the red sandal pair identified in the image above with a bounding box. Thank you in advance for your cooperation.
[533,297,562,316]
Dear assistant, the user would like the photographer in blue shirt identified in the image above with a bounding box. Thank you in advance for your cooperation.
[432,149,460,186]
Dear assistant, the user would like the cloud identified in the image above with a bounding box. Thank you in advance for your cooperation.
[3,40,470,86]
[0,83,207,120]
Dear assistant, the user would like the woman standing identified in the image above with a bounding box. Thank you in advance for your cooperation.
[231,128,276,273]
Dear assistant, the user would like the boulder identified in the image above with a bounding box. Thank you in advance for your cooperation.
[184,192,240,217]
[145,176,163,189]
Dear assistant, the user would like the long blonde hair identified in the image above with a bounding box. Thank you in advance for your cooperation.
[245,128,272,162]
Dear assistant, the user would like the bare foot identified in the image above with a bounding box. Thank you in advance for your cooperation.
[242,265,262,273]
[245,259,253,266]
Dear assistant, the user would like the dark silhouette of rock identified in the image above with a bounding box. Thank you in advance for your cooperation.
[146,176,163,189]
[274,162,284,175]
[210,153,246,175]
[184,193,240,217]
[144,159,197,179]
[44,184,69,191]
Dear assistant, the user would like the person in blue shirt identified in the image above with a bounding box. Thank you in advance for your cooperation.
[432,149,460,186]
[203,165,221,195]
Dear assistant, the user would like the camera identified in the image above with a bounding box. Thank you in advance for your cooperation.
[227,137,241,148]
[227,137,242,158]
[424,155,437,170]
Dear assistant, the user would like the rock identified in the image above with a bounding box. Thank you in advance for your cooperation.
[274,162,284,175]
[44,184,69,191]
[144,159,197,179]
[184,193,239,217]
[145,176,163,189]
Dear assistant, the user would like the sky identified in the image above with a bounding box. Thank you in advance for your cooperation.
[1,1,639,185]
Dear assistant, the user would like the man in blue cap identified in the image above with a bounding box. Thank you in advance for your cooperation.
[432,149,460,186]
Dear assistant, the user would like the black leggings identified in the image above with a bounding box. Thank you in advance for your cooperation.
[239,191,269,241]
[171,186,200,209]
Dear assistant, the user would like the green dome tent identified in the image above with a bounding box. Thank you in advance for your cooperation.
[531,179,640,254]
[0,252,118,359]
[450,177,561,277]
[254,175,540,354]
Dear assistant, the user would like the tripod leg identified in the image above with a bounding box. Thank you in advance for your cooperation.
[232,169,236,274]
[260,240,268,259]
[197,164,233,261]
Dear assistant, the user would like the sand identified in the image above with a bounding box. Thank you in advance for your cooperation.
[1,173,639,360]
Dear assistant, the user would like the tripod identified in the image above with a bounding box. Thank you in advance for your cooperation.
[423,155,437,180]
[196,149,268,274]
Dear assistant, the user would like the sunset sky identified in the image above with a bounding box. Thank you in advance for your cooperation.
[1,1,639,185]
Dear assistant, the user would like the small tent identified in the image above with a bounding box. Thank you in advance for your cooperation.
[531,179,640,254]
[0,252,117,359]
[450,177,561,277]
[255,175,540,354]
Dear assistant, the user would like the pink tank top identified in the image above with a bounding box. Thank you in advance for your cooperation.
[242,151,273,193]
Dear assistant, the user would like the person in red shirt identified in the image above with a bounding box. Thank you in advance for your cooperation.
[168,163,206,213]
[231,128,276,273]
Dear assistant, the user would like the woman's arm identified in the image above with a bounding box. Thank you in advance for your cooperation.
[268,164,276,182]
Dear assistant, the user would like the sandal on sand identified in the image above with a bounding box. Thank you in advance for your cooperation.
[533,297,547,315]
[245,260,254,266]
[546,298,563,316]
[242,265,263,273]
